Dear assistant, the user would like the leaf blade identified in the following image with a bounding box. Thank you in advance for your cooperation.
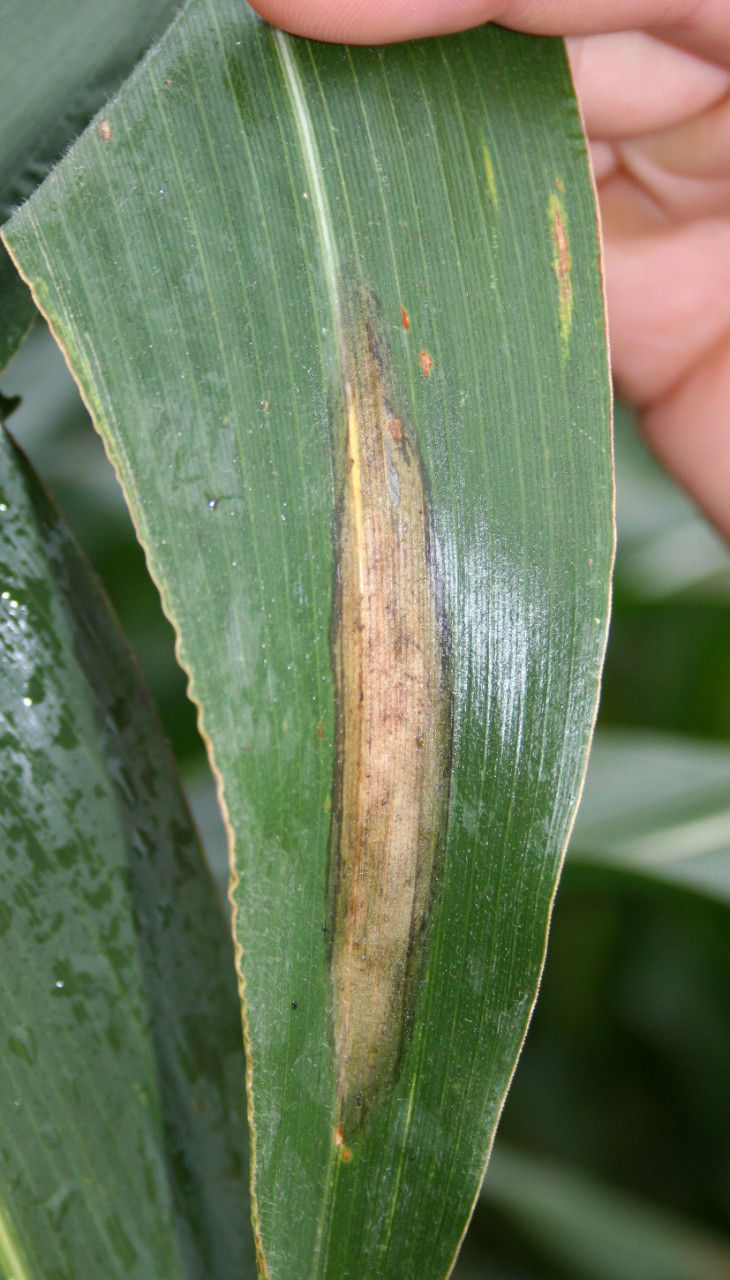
[4,6,614,1275]
[0,426,253,1278]
[0,0,185,368]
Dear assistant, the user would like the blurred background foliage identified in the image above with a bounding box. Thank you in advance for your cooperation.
[2,317,729,1278]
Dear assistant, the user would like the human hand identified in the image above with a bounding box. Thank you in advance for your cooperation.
[251,1,730,538]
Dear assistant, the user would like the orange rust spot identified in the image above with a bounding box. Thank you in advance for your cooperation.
[401,306,410,330]
[555,175,565,192]
[262,400,270,411]
[317,722,324,739]
[388,417,403,443]
[96,119,112,142]
[548,191,573,357]
[419,349,433,380]
[552,211,569,276]
[333,1125,352,1161]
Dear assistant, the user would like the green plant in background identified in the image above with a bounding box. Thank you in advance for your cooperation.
[0,2,728,1278]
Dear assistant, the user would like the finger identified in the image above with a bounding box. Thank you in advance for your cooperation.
[566,32,730,139]
[604,87,730,220]
[616,141,730,220]
[250,0,730,61]
[623,90,730,181]
[640,328,730,537]
[587,140,619,183]
[602,214,730,404]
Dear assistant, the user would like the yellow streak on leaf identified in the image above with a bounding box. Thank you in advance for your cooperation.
[548,189,573,359]
[330,282,450,1136]
[481,140,499,212]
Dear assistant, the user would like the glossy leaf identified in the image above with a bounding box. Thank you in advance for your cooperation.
[4,3,613,1275]
[0,426,253,1278]
[0,0,183,368]
[0,320,202,761]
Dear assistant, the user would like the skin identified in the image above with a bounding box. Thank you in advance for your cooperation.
[252,0,730,538]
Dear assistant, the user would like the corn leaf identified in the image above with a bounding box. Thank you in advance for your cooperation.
[0,426,253,1278]
[0,0,184,368]
[3,3,613,1274]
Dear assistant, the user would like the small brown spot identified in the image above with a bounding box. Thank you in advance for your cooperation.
[401,306,410,330]
[388,417,403,443]
[317,722,324,739]
[419,349,433,380]
[164,78,173,86]
[97,119,112,142]
[262,400,270,412]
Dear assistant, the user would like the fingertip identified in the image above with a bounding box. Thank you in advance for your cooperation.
[641,333,730,540]
[248,0,498,45]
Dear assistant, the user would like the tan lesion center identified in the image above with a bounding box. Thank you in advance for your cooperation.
[330,289,449,1137]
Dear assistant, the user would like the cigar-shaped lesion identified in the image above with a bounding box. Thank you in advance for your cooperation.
[330,282,451,1137]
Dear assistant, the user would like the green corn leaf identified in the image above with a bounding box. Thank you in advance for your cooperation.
[0,0,184,369]
[3,3,614,1275]
[0,426,253,1278]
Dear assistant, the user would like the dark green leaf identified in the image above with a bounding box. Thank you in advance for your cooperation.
[0,428,253,1278]
[0,0,185,367]
[3,4,613,1274]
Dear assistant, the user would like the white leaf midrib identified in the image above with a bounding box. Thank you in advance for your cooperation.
[274,30,340,327]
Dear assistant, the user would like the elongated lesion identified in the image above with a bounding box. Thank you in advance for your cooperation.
[330,281,451,1137]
